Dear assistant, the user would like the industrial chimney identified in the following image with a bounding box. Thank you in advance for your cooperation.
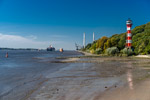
[83,32,86,48]
[93,32,95,42]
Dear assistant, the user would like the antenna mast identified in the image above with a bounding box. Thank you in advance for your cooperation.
[93,32,95,42]
[83,32,86,48]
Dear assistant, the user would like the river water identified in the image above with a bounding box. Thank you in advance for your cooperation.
[0,50,82,100]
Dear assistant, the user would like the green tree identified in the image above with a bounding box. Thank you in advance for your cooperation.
[110,34,120,46]
[118,33,126,50]
[96,36,108,50]
[104,39,112,50]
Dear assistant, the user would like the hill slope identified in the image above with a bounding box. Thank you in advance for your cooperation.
[84,22,150,55]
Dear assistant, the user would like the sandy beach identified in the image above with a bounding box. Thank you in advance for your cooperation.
[27,53,150,100]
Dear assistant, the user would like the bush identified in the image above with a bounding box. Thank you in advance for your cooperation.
[122,48,134,56]
[89,43,96,50]
[85,43,91,50]
[105,47,119,56]
[86,49,90,53]
[90,49,95,54]
[95,48,102,54]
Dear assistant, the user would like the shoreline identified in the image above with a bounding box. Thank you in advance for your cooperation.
[78,50,150,58]
[27,51,150,100]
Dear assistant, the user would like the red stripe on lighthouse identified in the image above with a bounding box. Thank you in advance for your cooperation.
[126,37,132,40]
[127,30,131,33]
[127,43,132,47]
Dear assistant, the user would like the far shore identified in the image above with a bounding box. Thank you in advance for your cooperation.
[78,50,150,58]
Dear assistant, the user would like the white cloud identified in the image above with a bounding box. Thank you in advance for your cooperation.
[0,33,76,50]
[0,33,61,49]
[27,35,37,40]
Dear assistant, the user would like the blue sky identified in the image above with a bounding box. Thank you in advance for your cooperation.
[0,0,149,50]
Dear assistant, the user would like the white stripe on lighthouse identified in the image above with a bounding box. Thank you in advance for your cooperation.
[126,40,132,43]
[127,33,132,37]
[127,27,131,30]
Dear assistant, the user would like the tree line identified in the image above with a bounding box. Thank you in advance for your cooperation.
[82,22,150,56]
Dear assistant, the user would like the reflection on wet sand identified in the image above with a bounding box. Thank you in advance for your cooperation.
[127,70,133,90]
[126,62,134,90]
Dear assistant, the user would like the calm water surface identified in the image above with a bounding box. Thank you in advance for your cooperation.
[0,50,82,100]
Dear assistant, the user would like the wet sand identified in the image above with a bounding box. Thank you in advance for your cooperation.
[27,56,150,100]
[0,50,82,100]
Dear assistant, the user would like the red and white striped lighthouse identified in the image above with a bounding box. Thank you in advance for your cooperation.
[126,18,132,48]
